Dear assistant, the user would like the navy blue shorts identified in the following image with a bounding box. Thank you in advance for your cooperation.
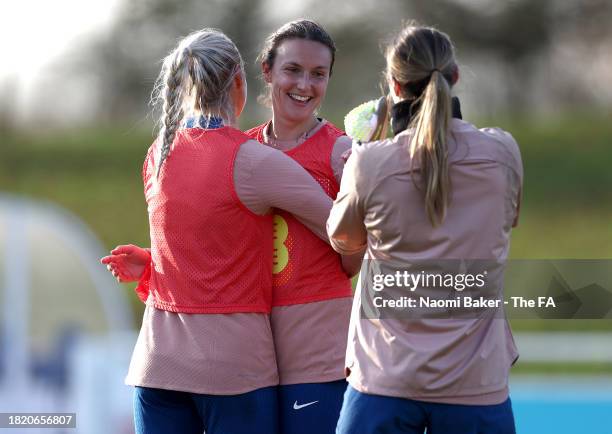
[336,385,516,434]
[133,385,278,434]
[278,380,347,434]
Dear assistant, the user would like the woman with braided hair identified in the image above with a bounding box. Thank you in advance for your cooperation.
[329,23,522,434]
[101,28,341,434]
[105,20,363,434]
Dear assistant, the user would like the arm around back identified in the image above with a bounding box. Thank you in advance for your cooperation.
[233,139,333,241]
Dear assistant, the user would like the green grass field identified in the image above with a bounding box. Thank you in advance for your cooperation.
[2,114,612,337]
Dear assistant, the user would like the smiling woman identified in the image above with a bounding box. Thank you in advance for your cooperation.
[263,38,332,132]
[256,20,336,141]
[245,19,361,434]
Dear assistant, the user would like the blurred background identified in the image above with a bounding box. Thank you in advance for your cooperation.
[1,0,611,432]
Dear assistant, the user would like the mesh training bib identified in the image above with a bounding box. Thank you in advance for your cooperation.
[141,127,274,313]
[246,122,352,306]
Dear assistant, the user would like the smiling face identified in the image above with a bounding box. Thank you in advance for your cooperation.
[263,38,333,125]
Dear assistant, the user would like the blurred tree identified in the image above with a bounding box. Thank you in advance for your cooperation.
[410,0,612,112]
[0,78,18,135]
[291,0,554,115]
[48,0,612,123]
[69,0,266,123]
[406,0,554,111]
[302,0,612,116]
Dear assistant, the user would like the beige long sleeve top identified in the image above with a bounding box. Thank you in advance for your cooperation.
[327,119,523,405]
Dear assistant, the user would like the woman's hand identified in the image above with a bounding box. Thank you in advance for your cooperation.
[341,249,365,278]
[341,148,353,163]
[100,244,150,282]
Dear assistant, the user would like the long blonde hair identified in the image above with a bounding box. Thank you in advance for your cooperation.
[386,24,457,226]
[151,29,244,178]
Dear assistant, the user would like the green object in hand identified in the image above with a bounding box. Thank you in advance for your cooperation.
[344,97,388,142]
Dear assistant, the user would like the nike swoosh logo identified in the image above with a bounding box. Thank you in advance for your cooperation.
[293,400,319,410]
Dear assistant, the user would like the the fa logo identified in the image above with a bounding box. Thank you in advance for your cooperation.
[538,297,556,308]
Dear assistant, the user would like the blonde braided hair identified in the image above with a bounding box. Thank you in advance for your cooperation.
[151,29,244,178]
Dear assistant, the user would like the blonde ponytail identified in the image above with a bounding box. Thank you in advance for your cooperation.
[386,24,457,226]
[409,70,452,225]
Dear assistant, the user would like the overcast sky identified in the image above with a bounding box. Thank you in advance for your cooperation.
[0,0,121,115]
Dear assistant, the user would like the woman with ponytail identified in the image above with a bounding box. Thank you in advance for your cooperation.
[102,28,338,434]
[329,23,522,434]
